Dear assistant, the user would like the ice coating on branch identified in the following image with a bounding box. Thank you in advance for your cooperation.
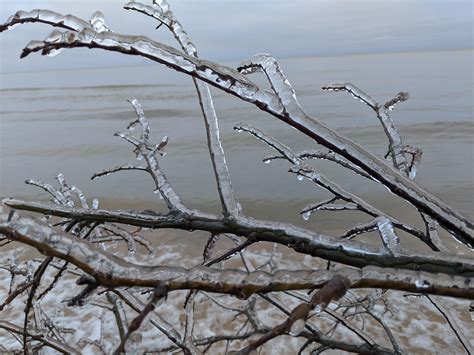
[384,92,409,111]
[0,9,90,33]
[89,11,110,33]
[319,203,357,211]
[404,145,423,180]
[238,54,305,117]
[297,149,371,179]
[153,0,171,13]
[55,173,74,206]
[41,30,70,57]
[342,220,379,240]
[302,200,358,215]
[128,98,149,140]
[71,186,89,208]
[421,213,450,253]
[376,218,400,254]
[234,122,298,163]
[322,83,378,109]
[378,109,408,174]
[323,83,409,175]
[46,48,64,57]
[155,136,169,156]
[114,131,140,147]
[25,178,67,206]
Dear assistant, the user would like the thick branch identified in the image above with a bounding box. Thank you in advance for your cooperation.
[3,201,474,278]
[0,207,473,299]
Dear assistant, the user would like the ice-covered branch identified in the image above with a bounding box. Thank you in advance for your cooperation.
[0,9,90,33]
[340,220,379,240]
[421,213,450,253]
[296,149,371,179]
[92,98,203,216]
[234,123,299,164]
[1,211,473,299]
[91,165,147,181]
[125,1,241,218]
[258,294,395,355]
[323,83,409,175]
[403,145,423,180]
[9,22,472,243]
[237,53,305,117]
[113,286,168,355]
[237,275,351,354]
[2,203,474,280]
[235,123,432,247]
[0,321,79,355]
[291,165,436,249]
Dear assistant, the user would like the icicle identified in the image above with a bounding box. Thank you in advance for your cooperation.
[92,198,99,209]
[71,186,89,209]
[297,174,304,181]
[376,218,401,254]
[56,173,74,206]
[41,30,67,57]
[302,211,310,221]
[263,158,272,164]
[46,48,64,57]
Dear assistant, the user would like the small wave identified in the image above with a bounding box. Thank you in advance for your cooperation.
[0,83,181,93]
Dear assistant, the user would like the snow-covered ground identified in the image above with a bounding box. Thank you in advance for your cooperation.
[1,238,472,354]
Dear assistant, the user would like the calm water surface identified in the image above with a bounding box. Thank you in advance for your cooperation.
[1,49,473,353]
[0,49,473,243]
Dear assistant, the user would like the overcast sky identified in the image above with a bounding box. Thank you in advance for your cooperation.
[0,0,472,73]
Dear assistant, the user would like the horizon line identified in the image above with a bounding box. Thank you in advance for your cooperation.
[0,47,472,76]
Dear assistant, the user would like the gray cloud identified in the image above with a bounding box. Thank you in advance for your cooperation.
[0,0,472,74]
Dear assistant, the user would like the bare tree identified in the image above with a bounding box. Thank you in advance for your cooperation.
[0,1,472,354]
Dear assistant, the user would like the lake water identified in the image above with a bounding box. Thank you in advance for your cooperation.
[0,49,473,246]
[0,49,473,353]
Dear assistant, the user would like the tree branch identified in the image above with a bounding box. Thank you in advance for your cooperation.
[2,19,469,243]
